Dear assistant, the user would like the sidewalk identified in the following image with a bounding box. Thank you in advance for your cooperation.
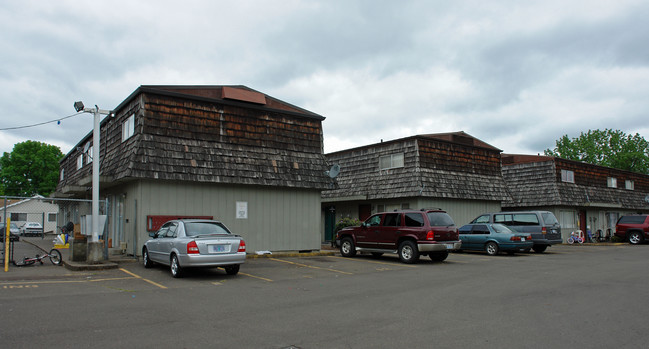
[8,234,337,272]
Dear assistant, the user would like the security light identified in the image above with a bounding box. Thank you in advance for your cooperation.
[74,101,85,112]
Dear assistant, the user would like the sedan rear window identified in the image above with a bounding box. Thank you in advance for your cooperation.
[185,222,231,236]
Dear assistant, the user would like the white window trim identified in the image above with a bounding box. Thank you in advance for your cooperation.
[625,180,634,190]
[86,145,93,164]
[76,154,83,170]
[607,177,617,188]
[561,169,574,183]
[379,153,404,171]
[122,114,135,142]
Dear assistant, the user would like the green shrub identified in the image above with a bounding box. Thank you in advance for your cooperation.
[335,217,361,233]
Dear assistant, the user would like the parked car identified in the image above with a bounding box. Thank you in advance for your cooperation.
[615,214,649,245]
[470,211,562,253]
[1,223,20,235]
[458,223,533,255]
[335,209,462,264]
[19,222,44,237]
[143,219,246,278]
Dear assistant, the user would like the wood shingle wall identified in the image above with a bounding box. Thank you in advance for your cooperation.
[56,86,331,195]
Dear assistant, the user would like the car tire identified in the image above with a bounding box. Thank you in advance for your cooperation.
[225,264,240,275]
[340,237,357,257]
[533,245,548,253]
[628,231,643,245]
[170,254,183,278]
[485,241,499,256]
[429,251,449,262]
[398,240,419,264]
[143,248,153,268]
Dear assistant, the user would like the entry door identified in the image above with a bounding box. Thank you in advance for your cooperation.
[324,206,336,242]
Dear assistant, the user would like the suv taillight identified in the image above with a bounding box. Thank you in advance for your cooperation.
[187,240,199,254]
[542,227,547,235]
[426,230,434,241]
[237,240,246,252]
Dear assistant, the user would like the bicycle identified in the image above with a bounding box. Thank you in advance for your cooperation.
[13,249,63,266]
[567,231,584,244]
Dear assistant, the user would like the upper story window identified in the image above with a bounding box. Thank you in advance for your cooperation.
[561,169,574,183]
[379,153,404,170]
[76,154,83,170]
[60,168,65,181]
[86,145,93,164]
[607,177,617,188]
[625,180,635,190]
[122,114,135,142]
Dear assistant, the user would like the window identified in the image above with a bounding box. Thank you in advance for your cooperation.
[379,153,404,170]
[404,213,424,227]
[561,169,574,183]
[48,213,57,222]
[60,168,65,181]
[122,114,135,142]
[77,154,83,170]
[382,213,400,226]
[472,215,490,224]
[10,213,27,221]
[607,177,617,188]
[86,145,93,164]
[365,215,382,226]
[473,225,490,234]
[426,212,455,226]
[625,180,634,190]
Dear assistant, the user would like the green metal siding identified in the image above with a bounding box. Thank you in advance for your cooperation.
[132,180,322,254]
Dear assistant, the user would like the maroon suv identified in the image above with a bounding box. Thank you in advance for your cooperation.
[615,214,649,245]
[336,209,461,264]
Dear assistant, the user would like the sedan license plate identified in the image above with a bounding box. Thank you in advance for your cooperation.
[522,238,526,241]
[208,244,230,253]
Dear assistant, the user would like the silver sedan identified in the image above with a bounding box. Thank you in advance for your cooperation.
[142,219,246,278]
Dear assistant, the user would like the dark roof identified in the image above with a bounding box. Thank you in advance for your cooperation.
[323,133,508,202]
[502,155,649,209]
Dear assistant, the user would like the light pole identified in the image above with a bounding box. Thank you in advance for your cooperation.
[74,101,111,263]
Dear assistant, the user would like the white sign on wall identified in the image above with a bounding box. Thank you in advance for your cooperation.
[236,201,248,219]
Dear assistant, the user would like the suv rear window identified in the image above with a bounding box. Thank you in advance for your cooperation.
[427,212,455,226]
[618,215,647,224]
[541,212,559,225]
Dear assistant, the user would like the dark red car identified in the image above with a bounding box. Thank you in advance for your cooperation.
[615,214,649,245]
[336,209,461,264]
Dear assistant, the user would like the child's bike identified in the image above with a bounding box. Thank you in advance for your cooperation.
[567,231,584,244]
[13,249,63,266]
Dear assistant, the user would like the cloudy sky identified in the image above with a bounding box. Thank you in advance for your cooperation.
[1,0,648,157]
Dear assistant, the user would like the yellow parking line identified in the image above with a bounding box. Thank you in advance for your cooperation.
[327,255,417,268]
[119,268,168,289]
[269,258,353,275]
[239,272,273,282]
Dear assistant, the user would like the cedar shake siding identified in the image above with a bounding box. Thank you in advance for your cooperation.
[322,132,509,202]
[56,85,331,195]
[502,155,649,210]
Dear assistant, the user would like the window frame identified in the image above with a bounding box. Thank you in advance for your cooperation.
[122,114,135,142]
[379,153,404,171]
[561,169,575,183]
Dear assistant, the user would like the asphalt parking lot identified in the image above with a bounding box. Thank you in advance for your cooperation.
[2,240,649,348]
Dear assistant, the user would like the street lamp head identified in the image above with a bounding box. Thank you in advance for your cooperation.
[74,101,85,112]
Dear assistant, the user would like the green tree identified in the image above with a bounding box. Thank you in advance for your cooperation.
[544,129,649,174]
[0,140,64,196]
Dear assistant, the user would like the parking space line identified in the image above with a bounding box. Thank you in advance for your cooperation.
[239,272,273,282]
[269,258,353,275]
[327,255,418,268]
[119,268,168,289]
[0,277,135,286]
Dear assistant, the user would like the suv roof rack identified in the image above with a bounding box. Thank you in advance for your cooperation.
[420,208,443,211]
